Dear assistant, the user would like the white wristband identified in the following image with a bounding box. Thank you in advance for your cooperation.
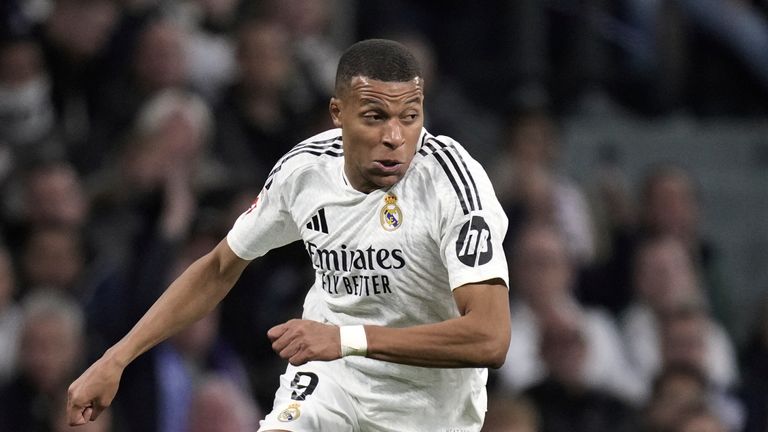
[339,325,368,357]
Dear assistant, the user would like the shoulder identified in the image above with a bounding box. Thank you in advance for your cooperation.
[263,129,344,190]
[413,131,489,182]
[411,130,493,214]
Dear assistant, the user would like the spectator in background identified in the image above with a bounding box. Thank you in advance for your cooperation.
[497,222,643,404]
[639,365,711,432]
[639,165,730,329]
[214,184,312,409]
[620,235,739,394]
[0,245,22,385]
[675,407,728,432]
[394,31,502,166]
[0,289,86,431]
[1,160,89,251]
[35,0,120,174]
[81,89,211,354]
[187,374,261,432]
[0,37,59,163]
[118,307,252,432]
[19,225,86,295]
[521,302,636,432]
[86,18,193,176]
[739,296,768,432]
[132,20,189,109]
[116,234,252,432]
[618,0,768,115]
[212,19,310,186]
[170,0,239,103]
[267,0,344,101]
[481,395,540,432]
[20,161,88,228]
[491,108,596,266]
[658,305,744,431]
[581,164,730,324]
[88,89,211,267]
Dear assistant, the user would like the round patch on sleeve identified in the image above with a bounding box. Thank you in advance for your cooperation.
[455,216,493,266]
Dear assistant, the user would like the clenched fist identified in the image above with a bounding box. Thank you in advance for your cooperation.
[268,319,342,365]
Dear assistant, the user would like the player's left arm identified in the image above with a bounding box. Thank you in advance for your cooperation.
[364,277,510,368]
[268,278,510,368]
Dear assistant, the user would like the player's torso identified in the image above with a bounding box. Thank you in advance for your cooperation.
[290,158,458,327]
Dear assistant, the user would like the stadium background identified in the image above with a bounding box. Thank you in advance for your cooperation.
[0,0,767,431]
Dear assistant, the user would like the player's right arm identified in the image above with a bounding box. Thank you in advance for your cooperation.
[66,239,250,426]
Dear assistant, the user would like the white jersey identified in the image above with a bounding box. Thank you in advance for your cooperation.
[227,128,508,431]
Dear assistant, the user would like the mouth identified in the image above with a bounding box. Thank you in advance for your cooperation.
[373,160,402,173]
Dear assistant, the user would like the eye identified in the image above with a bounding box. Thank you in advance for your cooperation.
[402,113,419,123]
[364,112,384,122]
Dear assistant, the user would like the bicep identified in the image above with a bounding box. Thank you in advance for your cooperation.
[453,278,510,319]
[209,238,252,282]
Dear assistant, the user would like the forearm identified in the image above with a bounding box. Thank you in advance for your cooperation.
[365,317,507,369]
[105,241,246,367]
[364,283,510,369]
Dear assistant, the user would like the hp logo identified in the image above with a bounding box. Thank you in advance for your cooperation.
[455,216,493,267]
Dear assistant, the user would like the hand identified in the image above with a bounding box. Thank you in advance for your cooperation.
[268,319,342,366]
[67,355,124,426]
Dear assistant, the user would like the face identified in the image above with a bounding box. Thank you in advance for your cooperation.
[634,238,698,311]
[21,228,84,291]
[134,22,186,91]
[645,172,699,237]
[20,315,81,394]
[0,41,43,87]
[513,226,573,304]
[678,413,726,432]
[237,22,291,91]
[330,76,424,193]
[648,374,706,430]
[507,114,558,164]
[49,0,118,59]
[25,165,88,227]
[662,315,707,370]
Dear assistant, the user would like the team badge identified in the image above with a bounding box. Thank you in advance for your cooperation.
[379,194,403,231]
[277,402,301,422]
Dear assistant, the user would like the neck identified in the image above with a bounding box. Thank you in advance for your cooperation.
[343,164,377,193]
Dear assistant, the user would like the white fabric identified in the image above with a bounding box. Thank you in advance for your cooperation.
[229,128,509,430]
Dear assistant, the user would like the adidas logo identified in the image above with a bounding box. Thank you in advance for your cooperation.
[306,208,329,234]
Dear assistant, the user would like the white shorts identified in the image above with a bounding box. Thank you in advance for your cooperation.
[258,359,487,432]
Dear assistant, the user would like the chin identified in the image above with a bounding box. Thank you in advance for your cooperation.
[374,174,403,189]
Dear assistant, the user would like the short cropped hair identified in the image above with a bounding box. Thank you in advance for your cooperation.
[335,39,421,95]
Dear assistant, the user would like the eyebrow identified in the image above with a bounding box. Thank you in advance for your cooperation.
[404,96,422,105]
[359,94,422,105]
[359,98,385,107]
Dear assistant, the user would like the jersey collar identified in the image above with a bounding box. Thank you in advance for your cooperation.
[416,127,428,154]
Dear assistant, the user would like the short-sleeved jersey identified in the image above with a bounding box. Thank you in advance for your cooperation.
[227,127,509,430]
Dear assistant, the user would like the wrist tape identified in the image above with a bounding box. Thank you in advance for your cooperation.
[340,325,368,357]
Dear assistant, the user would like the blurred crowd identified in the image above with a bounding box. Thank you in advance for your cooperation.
[0,0,766,431]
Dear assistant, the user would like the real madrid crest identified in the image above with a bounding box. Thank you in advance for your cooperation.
[277,402,302,422]
[380,193,403,231]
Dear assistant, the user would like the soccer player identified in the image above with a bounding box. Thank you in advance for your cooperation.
[67,39,511,431]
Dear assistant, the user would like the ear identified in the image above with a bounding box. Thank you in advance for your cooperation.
[329,97,343,128]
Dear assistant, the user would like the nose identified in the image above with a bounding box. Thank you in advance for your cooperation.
[382,119,405,149]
